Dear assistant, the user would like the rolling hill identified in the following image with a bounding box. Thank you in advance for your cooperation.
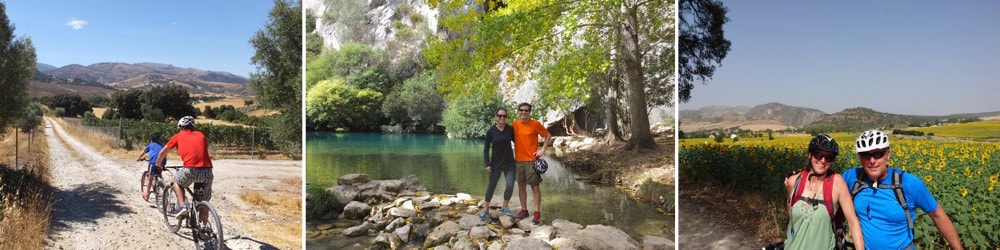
[31,62,249,96]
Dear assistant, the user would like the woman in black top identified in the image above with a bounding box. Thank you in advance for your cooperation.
[478,107,517,221]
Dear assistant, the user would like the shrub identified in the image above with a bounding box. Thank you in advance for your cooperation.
[442,93,503,139]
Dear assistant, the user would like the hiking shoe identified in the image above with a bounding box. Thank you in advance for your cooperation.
[531,211,541,225]
[173,204,190,220]
[477,209,490,222]
[515,209,529,220]
[499,207,515,217]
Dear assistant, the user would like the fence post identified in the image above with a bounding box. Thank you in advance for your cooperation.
[117,116,123,147]
[251,123,256,158]
[15,128,19,169]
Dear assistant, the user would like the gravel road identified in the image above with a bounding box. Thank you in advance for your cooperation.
[44,117,302,249]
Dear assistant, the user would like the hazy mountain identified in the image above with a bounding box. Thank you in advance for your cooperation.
[28,71,115,98]
[803,107,912,133]
[43,62,248,95]
[36,63,58,73]
[680,103,823,127]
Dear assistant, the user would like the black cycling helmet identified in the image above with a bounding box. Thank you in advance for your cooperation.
[533,158,549,174]
[149,133,161,142]
[808,134,839,155]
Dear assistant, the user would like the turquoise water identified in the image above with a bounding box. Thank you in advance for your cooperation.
[306,132,673,240]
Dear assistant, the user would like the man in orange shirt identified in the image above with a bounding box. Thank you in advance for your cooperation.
[156,116,214,221]
[512,103,552,225]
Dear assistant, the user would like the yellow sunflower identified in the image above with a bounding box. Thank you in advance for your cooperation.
[924,175,933,183]
[960,187,968,197]
[991,174,999,184]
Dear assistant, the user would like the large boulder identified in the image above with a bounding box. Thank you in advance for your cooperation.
[381,179,404,193]
[552,219,583,238]
[457,213,485,229]
[424,221,461,248]
[327,185,360,206]
[575,225,639,250]
[505,237,552,250]
[468,226,491,242]
[549,237,578,249]
[642,235,674,250]
[400,175,426,191]
[529,225,555,241]
[499,215,515,229]
[388,207,416,218]
[338,174,371,185]
[342,201,372,220]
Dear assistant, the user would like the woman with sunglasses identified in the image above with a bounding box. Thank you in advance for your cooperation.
[477,107,517,221]
[782,134,865,250]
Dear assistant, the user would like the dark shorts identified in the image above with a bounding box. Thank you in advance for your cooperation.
[147,163,161,176]
[516,161,541,185]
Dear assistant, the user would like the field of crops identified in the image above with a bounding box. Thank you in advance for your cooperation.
[680,135,1000,247]
[911,120,1000,139]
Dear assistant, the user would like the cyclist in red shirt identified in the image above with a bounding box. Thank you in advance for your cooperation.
[155,116,214,220]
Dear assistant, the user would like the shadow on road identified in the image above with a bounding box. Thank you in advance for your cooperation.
[49,182,134,232]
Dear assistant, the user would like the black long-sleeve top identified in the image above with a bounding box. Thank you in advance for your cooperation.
[484,124,515,170]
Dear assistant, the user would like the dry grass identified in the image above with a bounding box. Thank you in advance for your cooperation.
[236,180,302,250]
[91,107,109,118]
[0,126,54,249]
[51,118,135,161]
[680,181,786,243]
[192,96,249,110]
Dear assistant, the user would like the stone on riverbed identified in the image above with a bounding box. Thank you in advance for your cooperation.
[338,174,370,185]
[344,221,373,237]
[424,221,461,248]
[575,225,638,250]
[343,201,371,220]
[643,235,674,250]
[458,213,485,229]
[506,236,552,249]
[552,219,583,237]
[327,185,359,207]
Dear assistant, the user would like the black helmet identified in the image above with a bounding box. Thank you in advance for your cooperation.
[808,134,839,155]
[533,158,549,174]
[149,133,161,142]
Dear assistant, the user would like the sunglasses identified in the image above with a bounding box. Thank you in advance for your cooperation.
[859,150,887,160]
[519,109,531,112]
[496,114,507,118]
[811,151,837,162]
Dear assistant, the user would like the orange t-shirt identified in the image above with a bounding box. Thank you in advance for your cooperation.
[166,130,213,168]
[512,119,549,161]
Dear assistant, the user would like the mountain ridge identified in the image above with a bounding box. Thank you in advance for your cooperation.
[35,62,249,96]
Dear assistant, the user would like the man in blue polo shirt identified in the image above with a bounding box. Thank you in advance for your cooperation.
[843,130,962,249]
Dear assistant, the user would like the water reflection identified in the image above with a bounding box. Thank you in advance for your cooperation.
[306,132,673,239]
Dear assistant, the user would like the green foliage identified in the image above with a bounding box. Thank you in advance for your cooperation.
[381,71,446,133]
[306,187,341,220]
[16,102,43,132]
[249,0,302,157]
[87,95,111,107]
[442,92,503,139]
[82,117,277,150]
[713,135,724,143]
[44,94,93,117]
[111,89,144,119]
[53,107,66,118]
[141,84,196,120]
[0,3,36,132]
[306,79,384,131]
[679,0,731,103]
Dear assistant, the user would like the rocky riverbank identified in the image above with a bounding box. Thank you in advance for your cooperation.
[551,125,675,213]
[307,174,674,249]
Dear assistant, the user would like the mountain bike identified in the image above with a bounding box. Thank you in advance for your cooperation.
[159,166,224,250]
[138,159,165,208]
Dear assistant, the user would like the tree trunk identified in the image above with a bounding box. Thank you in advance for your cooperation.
[602,72,624,144]
[620,6,655,150]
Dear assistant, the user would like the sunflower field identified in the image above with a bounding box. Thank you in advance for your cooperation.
[680,136,1000,248]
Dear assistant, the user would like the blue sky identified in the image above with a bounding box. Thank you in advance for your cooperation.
[4,1,276,77]
[682,1,1000,116]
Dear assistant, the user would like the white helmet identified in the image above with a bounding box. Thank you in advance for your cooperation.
[177,116,195,128]
[855,130,889,153]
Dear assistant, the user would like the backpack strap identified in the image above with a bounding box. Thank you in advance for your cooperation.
[891,171,913,230]
[789,172,806,208]
[822,173,836,216]
[851,168,867,197]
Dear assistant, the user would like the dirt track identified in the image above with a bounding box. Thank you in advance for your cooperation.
[44,117,301,249]
[678,194,767,250]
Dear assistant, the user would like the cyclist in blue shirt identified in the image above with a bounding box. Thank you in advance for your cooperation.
[137,133,165,201]
[843,130,962,249]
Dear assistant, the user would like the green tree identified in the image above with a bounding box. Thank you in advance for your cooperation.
[141,85,195,120]
[249,0,302,157]
[442,92,503,139]
[111,88,144,119]
[17,102,43,132]
[0,2,37,132]
[306,79,384,131]
[679,0,731,103]
[381,71,446,133]
[426,0,672,149]
[47,94,92,117]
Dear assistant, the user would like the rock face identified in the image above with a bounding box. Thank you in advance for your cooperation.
[576,225,640,250]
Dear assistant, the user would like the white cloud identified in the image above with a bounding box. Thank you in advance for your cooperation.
[66,18,88,30]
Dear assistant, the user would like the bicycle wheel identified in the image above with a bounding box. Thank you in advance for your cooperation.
[193,201,224,250]
[140,171,149,194]
[160,183,181,233]
[150,179,162,209]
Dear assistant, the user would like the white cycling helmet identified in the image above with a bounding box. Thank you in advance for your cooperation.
[177,116,195,128]
[855,129,889,153]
